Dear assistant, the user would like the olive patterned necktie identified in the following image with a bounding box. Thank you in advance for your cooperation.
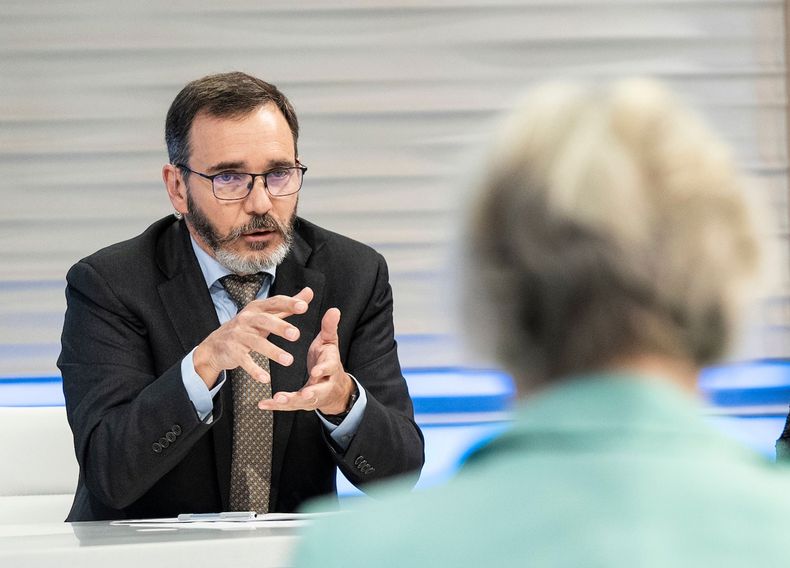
[219,273,273,513]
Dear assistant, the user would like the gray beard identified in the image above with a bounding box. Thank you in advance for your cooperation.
[185,188,295,275]
[213,239,291,274]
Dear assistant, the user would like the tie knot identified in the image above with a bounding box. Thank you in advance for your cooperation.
[220,273,267,309]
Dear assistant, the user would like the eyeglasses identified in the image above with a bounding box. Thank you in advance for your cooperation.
[175,163,307,200]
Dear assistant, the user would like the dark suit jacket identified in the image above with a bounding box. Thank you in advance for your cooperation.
[58,216,424,521]
[776,415,790,461]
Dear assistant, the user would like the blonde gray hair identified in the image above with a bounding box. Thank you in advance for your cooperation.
[467,79,761,389]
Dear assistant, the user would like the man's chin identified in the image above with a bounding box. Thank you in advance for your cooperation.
[215,239,292,274]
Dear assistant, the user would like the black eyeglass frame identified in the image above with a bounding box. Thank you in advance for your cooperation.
[175,163,308,201]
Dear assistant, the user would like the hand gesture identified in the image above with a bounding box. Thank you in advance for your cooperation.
[193,287,314,387]
[258,307,355,415]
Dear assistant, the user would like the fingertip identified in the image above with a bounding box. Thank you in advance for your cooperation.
[297,287,315,302]
[322,308,341,327]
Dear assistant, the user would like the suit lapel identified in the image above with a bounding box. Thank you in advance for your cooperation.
[155,220,233,508]
[154,218,326,512]
[156,222,220,354]
[267,229,325,510]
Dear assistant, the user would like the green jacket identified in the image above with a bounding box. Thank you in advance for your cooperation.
[295,373,790,567]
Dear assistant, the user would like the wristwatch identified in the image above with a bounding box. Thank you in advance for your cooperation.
[320,379,359,426]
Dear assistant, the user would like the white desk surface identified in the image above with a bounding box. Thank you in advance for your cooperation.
[0,517,311,567]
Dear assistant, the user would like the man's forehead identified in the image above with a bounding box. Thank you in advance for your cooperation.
[188,104,296,167]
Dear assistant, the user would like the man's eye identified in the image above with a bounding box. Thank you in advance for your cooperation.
[215,173,244,184]
[267,168,290,180]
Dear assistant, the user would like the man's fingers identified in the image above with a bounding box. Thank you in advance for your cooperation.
[237,332,294,368]
[319,308,341,343]
[299,388,319,407]
[270,287,314,319]
[253,297,308,319]
[309,348,341,379]
[236,311,300,342]
[294,286,314,304]
[247,287,313,318]
[257,387,321,411]
[203,299,301,378]
[240,352,271,384]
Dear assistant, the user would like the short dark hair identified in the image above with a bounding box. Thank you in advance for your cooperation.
[165,71,300,166]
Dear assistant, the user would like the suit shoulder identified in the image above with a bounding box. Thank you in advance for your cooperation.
[296,217,384,267]
[68,216,177,283]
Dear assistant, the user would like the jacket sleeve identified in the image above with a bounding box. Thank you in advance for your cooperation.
[328,253,425,487]
[776,411,790,462]
[58,260,220,510]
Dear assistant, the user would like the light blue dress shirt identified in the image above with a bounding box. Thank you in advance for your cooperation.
[180,237,366,450]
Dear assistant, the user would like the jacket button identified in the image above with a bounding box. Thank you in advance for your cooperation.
[159,437,170,448]
[166,432,177,443]
[152,442,163,453]
[172,424,182,436]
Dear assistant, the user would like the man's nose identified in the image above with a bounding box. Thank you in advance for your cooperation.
[243,175,273,215]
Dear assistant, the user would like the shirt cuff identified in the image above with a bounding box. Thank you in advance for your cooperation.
[181,347,226,423]
[317,374,367,450]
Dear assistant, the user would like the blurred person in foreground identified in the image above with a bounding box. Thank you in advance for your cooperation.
[58,72,423,521]
[294,79,790,566]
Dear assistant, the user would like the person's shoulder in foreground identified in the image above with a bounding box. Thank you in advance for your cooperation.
[295,374,790,568]
[293,77,789,565]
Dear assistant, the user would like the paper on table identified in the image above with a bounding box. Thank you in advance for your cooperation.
[110,511,336,528]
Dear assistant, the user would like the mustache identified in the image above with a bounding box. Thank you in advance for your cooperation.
[219,214,286,245]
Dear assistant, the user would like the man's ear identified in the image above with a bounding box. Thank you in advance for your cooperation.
[163,164,188,216]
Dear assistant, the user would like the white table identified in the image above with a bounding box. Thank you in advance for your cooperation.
[0,517,308,567]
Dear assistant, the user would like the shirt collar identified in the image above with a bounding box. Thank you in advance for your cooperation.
[189,236,277,290]
[511,371,708,436]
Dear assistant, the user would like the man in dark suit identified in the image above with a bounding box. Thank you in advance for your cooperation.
[58,72,424,521]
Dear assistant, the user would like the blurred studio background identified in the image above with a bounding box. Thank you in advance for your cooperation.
[2,0,790,500]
